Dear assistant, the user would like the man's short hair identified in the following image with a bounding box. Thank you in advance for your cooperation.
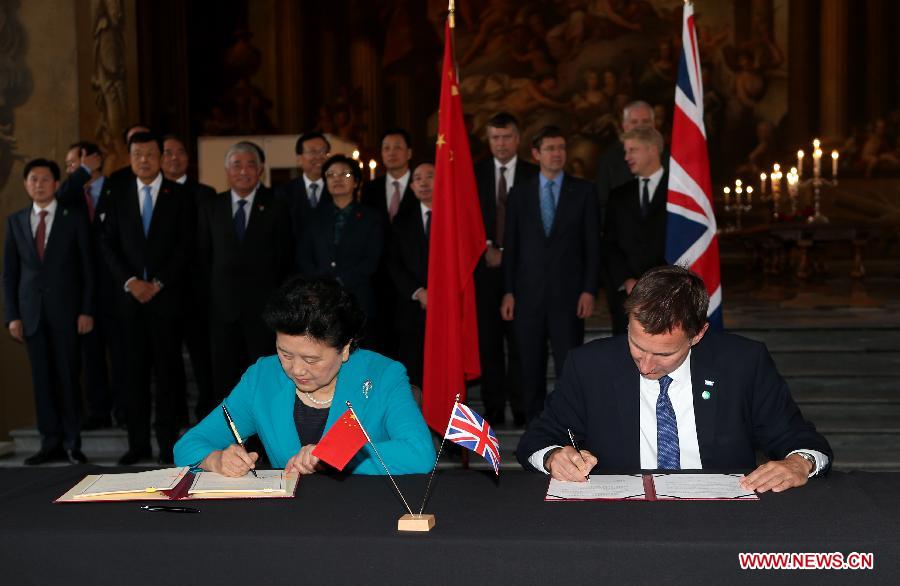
[531,125,566,150]
[623,265,709,338]
[224,141,263,168]
[622,100,654,123]
[23,158,61,181]
[621,127,664,153]
[128,131,163,152]
[69,141,102,156]
[486,112,520,133]
[380,127,412,149]
[162,134,187,149]
[122,124,149,144]
[295,132,331,156]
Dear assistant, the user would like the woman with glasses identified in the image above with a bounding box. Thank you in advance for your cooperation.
[296,154,383,347]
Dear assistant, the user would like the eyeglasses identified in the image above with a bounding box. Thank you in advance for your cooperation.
[325,171,354,180]
[302,148,329,157]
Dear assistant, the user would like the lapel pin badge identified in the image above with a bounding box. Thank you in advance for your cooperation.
[362,379,372,399]
[702,380,713,400]
[701,390,711,400]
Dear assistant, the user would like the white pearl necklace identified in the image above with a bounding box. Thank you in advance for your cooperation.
[297,388,333,406]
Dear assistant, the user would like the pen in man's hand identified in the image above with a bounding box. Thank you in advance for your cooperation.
[222,404,259,478]
[141,505,200,513]
[567,428,591,482]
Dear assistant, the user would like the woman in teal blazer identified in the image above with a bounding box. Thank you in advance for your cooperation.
[174,277,435,475]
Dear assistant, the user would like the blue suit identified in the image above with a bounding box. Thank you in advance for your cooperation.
[174,350,435,474]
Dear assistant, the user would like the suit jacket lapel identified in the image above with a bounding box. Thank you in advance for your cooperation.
[548,177,574,239]
[689,341,719,465]
[16,209,37,264]
[244,189,270,243]
[42,205,67,260]
[612,341,641,467]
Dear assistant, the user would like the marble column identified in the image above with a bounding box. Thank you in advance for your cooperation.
[820,0,849,140]
[351,38,382,151]
[865,0,890,119]
[787,0,817,144]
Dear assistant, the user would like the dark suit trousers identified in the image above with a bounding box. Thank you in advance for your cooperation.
[475,264,522,423]
[513,312,584,422]
[209,315,274,407]
[24,310,81,451]
[121,309,182,456]
[80,315,111,419]
[101,311,128,423]
[182,311,213,422]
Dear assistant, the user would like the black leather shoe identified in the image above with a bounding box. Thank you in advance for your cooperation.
[118,449,151,465]
[24,448,64,465]
[65,448,88,464]
[82,415,112,431]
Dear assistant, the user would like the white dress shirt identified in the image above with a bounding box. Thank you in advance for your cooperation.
[175,175,188,185]
[30,199,58,244]
[136,173,164,216]
[230,187,258,228]
[385,170,411,209]
[637,165,665,205]
[303,175,324,202]
[494,155,519,200]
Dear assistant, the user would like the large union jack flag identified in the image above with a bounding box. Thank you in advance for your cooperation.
[445,403,500,475]
[666,1,723,329]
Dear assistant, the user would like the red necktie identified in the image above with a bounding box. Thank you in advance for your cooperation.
[35,210,48,261]
[389,181,401,222]
[83,184,95,222]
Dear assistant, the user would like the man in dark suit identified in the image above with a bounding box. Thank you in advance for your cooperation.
[501,126,600,422]
[473,112,538,426]
[104,124,150,194]
[274,132,332,230]
[3,159,94,464]
[99,132,193,465]
[387,162,434,387]
[604,127,669,335]
[162,135,216,423]
[517,266,833,494]
[199,141,292,413]
[360,128,418,357]
[59,142,123,430]
[595,101,657,214]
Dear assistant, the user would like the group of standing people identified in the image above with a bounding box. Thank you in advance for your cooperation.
[4,100,674,467]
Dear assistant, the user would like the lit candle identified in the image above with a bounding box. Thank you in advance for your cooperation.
[760,172,767,194]
[352,149,360,160]
[735,185,743,206]
[745,185,753,205]
[813,148,822,179]
[368,159,377,181]
[723,186,731,206]
[358,160,364,170]
[773,163,781,173]
[813,138,821,150]
[797,150,804,178]
[831,150,839,179]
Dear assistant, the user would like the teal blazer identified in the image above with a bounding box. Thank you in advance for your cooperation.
[174,350,435,474]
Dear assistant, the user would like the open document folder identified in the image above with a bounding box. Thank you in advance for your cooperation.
[545,473,758,501]
[55,468,298,503]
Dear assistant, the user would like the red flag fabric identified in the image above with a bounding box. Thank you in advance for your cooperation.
[422,19,486,432]
[311,410,368,471]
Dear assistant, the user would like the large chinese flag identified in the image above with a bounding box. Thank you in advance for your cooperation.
[312,410,368,471]
[421,18,486,432]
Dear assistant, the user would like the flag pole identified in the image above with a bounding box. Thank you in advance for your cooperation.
[345,401,415,517]
[417,393,460,514]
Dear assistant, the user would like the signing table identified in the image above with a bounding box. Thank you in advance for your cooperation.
[1,467,897,584]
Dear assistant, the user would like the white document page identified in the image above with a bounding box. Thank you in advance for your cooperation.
[189,470,286,494]
[75,467,189,498]
[652,473,758,500]
[546,474,646,500]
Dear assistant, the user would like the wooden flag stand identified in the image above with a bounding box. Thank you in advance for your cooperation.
[398,513,436,532]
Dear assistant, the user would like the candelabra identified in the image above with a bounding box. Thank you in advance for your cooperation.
[722,180,752,231]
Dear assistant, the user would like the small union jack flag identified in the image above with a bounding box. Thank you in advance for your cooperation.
[445,403,500,475]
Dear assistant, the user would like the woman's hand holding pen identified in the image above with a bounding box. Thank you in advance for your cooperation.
[202,444,259,477]
[285,445,322,475]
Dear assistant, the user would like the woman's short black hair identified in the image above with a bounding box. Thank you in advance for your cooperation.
[263,276,366,351]
[322,154,362,184]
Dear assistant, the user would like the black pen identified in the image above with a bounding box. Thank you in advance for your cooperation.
[222,404,258,478]
[141,505,200,514]
[567,428,590,482]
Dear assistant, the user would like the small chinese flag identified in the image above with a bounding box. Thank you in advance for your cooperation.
[312,410,368,471]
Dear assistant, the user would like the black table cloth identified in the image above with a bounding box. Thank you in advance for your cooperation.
[0,467,897,584]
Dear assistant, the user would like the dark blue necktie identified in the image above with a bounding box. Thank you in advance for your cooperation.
[656,375,680,469]
[540,180,556,236]
[309,183,319,207]
[234,199,247,242]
